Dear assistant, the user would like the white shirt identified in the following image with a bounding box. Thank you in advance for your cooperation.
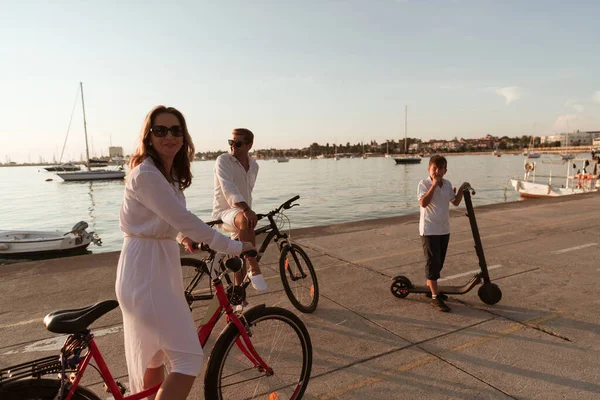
[212,153,259,219]
[417,177,456,236]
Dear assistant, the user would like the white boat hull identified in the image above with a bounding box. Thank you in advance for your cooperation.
[510,179,598,198]
[57,170,125,181]
[0,229,93,257]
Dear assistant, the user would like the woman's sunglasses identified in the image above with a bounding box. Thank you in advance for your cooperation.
[228,139,247,148]
[150,125,184,138]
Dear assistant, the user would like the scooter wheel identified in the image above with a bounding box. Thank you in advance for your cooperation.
[478,283,502,305]
[390,276,412,299]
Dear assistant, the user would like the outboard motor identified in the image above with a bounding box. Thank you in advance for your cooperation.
[69,221,89,234]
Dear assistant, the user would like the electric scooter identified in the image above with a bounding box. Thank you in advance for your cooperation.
[390,186,502,305]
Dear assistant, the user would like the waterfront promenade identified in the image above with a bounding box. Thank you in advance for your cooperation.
[1,193,599,399]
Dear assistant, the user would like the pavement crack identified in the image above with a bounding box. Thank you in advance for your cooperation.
[455,300,572,343]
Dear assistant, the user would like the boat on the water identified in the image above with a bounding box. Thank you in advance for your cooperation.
[56,82,125,182]
[393,106,422,165]
[0,221,98,257]
[57,170,126,181]
[509,158,598,198]
[44,162,81,172]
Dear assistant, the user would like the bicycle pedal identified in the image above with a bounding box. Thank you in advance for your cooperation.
[104,381,127,395]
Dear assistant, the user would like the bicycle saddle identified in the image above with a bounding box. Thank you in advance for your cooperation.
[43,300,119,334]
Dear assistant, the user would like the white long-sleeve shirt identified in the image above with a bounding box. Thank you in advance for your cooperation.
[116,157,242,394]
[212,153,259,220]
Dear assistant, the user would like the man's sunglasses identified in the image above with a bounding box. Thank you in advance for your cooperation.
[150,125,184,138]
[228,139,247,148]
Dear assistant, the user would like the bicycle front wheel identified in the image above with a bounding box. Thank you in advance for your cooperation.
[181,257,211,306]
[0,378,100,399]
[204,305,312,400]
[279,244,319,313]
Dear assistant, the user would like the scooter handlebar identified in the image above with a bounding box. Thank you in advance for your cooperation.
[462,185,476,195]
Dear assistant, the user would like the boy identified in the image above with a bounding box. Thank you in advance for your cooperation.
[417,155,469,312]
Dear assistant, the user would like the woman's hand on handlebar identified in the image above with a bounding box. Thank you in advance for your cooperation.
[241,241,256,255]
[181,237,196,254]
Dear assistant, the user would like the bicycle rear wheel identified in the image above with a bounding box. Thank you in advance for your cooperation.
[181,257,212,306]
[279,244,319,313]
[0,378,99,399]
[204,305,312,400]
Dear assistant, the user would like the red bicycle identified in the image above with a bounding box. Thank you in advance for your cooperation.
[0,250,312,400]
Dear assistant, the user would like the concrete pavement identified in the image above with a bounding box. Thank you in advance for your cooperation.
[1,193,600,399]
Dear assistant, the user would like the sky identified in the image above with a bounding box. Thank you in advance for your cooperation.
[1,0,599,163]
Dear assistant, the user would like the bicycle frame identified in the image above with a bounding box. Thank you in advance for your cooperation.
[49,256,273,400]
[253,212,289,263]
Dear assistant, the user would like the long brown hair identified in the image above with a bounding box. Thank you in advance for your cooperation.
[129,106,195,190]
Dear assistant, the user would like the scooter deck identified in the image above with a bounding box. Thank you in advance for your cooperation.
[409,280,480,295]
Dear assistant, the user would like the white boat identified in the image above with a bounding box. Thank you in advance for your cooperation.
[394,106,422,165]
[56,82,125,182]
[44,162,81,172]
[0,221,96,257]
[58,170,127,181]
[509,158,598,198]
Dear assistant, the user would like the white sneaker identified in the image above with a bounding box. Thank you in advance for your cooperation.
[248,273,268,291]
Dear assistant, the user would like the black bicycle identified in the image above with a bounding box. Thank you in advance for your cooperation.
[182,195,320,313]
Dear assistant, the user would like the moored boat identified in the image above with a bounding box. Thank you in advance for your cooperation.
[509,158,598,198]
[0,221,97,257]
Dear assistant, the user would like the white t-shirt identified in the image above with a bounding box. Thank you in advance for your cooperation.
[417,177,455,236]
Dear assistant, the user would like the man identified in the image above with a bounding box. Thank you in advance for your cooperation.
[209,128,266,290]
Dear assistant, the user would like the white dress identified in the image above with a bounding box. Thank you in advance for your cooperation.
[115,158,242,394]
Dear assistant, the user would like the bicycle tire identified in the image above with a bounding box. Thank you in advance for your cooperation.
[181,257,211,306]
[279,244,319,313]
[0,378,100,399]
[204,305,312,400]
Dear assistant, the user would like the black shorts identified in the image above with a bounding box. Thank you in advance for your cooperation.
[421,234,450,281]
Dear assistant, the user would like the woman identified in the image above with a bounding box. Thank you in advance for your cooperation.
[115,106,254,399]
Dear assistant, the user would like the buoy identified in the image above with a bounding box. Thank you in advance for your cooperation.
[524,162,535,172]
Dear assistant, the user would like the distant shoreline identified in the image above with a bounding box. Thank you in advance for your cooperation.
[2,147,597,167]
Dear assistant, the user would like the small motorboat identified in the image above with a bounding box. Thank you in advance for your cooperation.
[0,221,99,257]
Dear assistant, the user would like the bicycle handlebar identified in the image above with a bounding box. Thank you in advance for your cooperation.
[256,195,300,221]
[191,241,258,258]
[463,185,476,195]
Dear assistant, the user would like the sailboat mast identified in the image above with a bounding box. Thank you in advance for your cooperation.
[404,105,408,154]
[80,82,91,171]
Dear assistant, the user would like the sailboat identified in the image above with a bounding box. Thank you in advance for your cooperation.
[525,135,540,159]
[57,83,125,181]
[560,132,575,160]
[394,106,421,164]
